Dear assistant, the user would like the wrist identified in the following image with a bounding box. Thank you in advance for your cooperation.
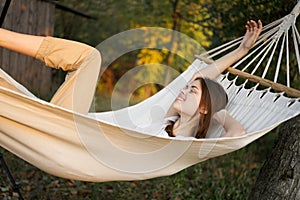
[235,47,249,59]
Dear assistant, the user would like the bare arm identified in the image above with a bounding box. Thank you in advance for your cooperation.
[196,20,263,80]
[213,109,246,137]
[0,28,44,57]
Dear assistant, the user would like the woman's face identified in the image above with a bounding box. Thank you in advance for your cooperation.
[173,80,202,118]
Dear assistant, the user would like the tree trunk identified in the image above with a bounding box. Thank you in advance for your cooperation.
[249,115,300,200]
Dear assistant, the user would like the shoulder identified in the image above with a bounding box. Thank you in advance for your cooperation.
[164,116,179,123]
[212,109,227,125]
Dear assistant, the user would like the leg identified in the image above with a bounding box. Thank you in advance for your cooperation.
[49,48,101,114]
[0,28,44,95]
[0,28,101,114]
[0,28,44,57]
[35,37,101,114]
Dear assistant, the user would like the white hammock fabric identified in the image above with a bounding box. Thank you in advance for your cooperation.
[1,5,300,182]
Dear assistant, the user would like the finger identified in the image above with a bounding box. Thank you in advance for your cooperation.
[254,20,262,34]
[247,20,252,31]
[245,24,249,33]
[250,20,257,31]
[247,20,251,28]
[254,20,263,42]
[247,20,253,32]
[258,19,263,32]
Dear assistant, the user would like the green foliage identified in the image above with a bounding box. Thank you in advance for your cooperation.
[54,0,299,108]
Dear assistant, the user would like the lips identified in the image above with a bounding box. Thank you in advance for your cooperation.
[176,93,185,101]
[176,97,184,101]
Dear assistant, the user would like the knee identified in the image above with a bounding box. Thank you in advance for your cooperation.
[83,48,102,72]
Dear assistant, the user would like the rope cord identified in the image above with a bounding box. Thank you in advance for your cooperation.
[292,25,300,74]
[286,29,290,87]
[200,2,300,97]
[274,32,286,83]
[261,36,279,79]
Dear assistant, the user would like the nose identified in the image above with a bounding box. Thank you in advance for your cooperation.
[181,84,189,94]
[178,90,186,101]
[180,86,189,98]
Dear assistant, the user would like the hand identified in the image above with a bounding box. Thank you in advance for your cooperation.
[239,20,263,52]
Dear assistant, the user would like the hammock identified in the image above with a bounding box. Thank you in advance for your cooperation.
[0,5,300,182]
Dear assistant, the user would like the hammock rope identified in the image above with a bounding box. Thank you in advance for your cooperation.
[0,3,299,182]
[198,5,300,98]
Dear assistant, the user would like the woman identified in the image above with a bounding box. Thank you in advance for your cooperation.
[0,19,262,138]
[163,77,230,138]
[163,20,263,138]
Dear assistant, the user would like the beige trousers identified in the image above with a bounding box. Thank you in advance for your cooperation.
[35,37,101,114]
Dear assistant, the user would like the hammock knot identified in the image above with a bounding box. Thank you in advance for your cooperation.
[275,15,294,39]
[291,1,300,17]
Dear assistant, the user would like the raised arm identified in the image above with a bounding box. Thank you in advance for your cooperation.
[213,109,246,137]
[197,20,262,80]
[0,28,44,57]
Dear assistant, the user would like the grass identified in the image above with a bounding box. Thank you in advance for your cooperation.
[0,129,277,200]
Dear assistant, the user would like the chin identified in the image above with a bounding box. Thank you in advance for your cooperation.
[172,102,182,113]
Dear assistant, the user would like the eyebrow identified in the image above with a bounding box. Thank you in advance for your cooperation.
[191,84,200,91]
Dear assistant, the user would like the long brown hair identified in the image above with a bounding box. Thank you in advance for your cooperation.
[165,77,212,139]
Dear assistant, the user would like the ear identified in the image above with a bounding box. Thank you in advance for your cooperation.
[199,108,208,114]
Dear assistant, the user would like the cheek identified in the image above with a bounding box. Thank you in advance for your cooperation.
[172,94,201,116]
[172,100,188,115]
[172,100,181,112]
[173,97,199,116]
[185,98,199,115]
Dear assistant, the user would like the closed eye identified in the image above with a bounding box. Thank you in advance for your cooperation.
[190,85,200,93]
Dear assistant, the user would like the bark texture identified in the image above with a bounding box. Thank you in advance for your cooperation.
[249,115,300,200]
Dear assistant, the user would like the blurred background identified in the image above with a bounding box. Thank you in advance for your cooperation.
[0,0,298,199]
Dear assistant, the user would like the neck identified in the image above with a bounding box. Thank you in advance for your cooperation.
[173,114,189,129]
[173,114,199,137]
